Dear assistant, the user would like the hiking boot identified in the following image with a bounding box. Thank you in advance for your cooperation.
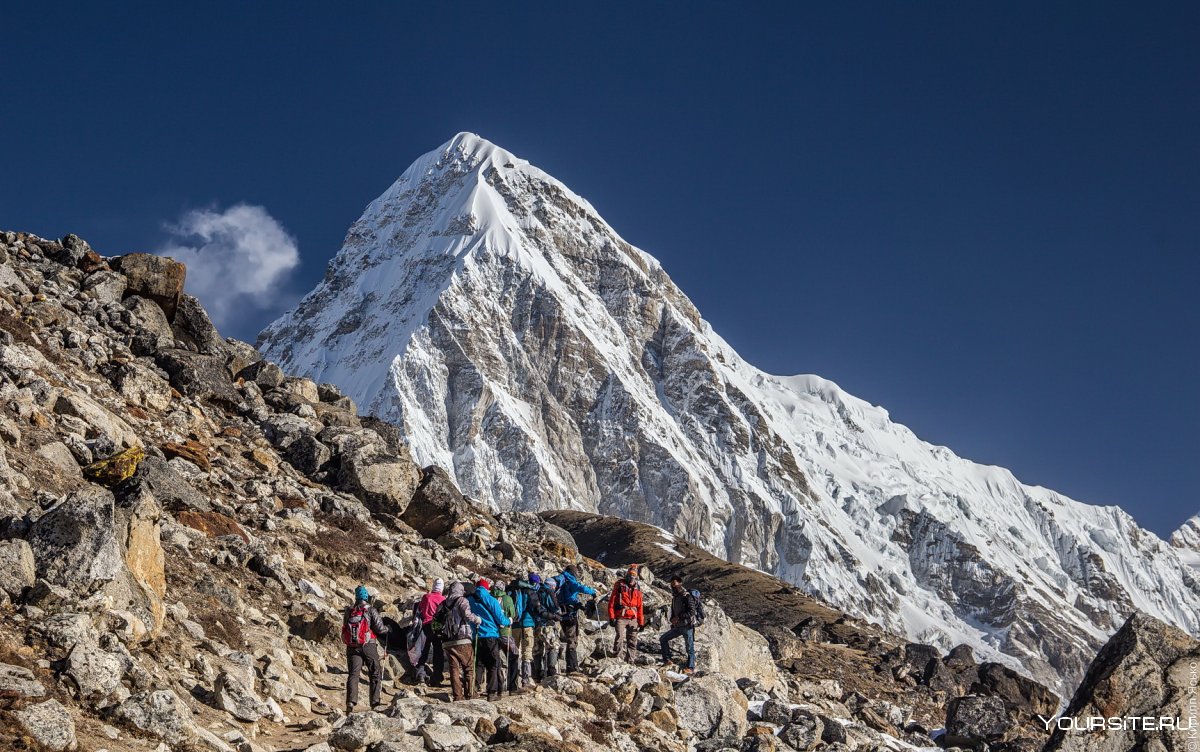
[682,668,695,675]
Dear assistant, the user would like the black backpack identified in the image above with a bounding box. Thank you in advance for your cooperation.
[689,589,706,627]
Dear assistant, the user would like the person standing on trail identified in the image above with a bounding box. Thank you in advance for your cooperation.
[508,573,537,691]
[660,576,698,674]
[491,581,518,694]
[608,565,645,662]
[468,577,512,701]
[342,585,390,713]
[412,578,445,685]
[530,576,563,680]
[555,564,597,675]
[437,581,481,701]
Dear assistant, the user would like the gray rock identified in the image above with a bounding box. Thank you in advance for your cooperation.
[110,253,185,320]
[83,270,127,305]
[779,710,824,751]
[673,673,748,739]
[105,361,173,411]
[15,698,77,751]
[418,724,482,752]
[155,348,242,409]
[172,293,226,355]
[239,360,286,390]
[329,711,390,750]
[37,441,82,479]
[125,294,175,346]
[0,539,37,598]
[0,661,46,698]
[970,661,1059,717]
[400,466,473,538]
[286,435,332,476]
[38,612,96,649]
[338,446,420,517]
[213,670,271,722]
[65,640,126,701]
[944,694,1010,748]
[113,689,194,746]
[55,234,93,266]
[53,391,141,449]
[28,485,124,593]
[129,455,209,512]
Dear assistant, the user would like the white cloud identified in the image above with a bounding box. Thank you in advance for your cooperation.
[158,204,300,328]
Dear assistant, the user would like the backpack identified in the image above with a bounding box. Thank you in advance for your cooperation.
[342,604,374,646]
[438,597,466,640]
[689,590,706,627]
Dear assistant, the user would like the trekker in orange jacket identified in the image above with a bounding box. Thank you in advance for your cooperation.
[608,565,645,662]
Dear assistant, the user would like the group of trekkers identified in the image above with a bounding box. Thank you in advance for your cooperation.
[340,564,704,710]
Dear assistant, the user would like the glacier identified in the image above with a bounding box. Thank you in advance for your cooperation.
[259,132,1200,694]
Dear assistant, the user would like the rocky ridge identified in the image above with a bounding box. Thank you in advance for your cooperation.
[0,229,1186,752]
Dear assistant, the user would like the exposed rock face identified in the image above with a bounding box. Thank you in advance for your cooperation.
[258,133,1200,694]
[1043,612,1199,752]
[944,694,1010,748]
[28,485,125,593]
[14,699,77,751]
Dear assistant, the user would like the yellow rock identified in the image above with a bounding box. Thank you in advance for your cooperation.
[83,446,146,486]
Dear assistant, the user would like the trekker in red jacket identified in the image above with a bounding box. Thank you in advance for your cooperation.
[607,565,645,662]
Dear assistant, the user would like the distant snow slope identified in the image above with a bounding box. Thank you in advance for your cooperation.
[1171,513,1200,571]
[260,133,1200,694]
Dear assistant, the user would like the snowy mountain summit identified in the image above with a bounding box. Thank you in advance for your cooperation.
[259,132,1200,693]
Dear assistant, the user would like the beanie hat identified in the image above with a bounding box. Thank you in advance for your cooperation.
[433,578,444,593]
[354,585,370,602]
[476,577,491,591]
[528,573,542,585]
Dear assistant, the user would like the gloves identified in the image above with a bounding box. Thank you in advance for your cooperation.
[608,619,616,627]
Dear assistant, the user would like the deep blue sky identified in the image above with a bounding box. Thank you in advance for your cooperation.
[2,3,1196,537]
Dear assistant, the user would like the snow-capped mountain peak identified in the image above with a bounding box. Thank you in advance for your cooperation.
[259,134,1200,694]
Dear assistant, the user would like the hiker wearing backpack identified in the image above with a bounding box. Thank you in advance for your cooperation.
[508,573,537,691]
[660,576,701,674]
[608,565,645,662]
[555,565,597,675]
[490,581,519,695]
[435,581,482,701]
[342,585,390,713]
[530,576,563,680]
[468,577,512,701]
[411,578,445,686]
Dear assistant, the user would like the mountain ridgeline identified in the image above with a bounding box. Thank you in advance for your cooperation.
[259,133,1200,695]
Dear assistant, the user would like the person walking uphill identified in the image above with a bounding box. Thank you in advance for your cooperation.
[608,565,645,662]
[412,578,445,685]
[436,582,481,701]
[555,564,597,675]
[530,576,563,680]
[509,573,537,691]
[342,585,390,713]
[660,576,698,673]
[468,578,512,700]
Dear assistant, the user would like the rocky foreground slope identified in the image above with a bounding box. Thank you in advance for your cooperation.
[0,230,1193,752]
[257,133,1200,695]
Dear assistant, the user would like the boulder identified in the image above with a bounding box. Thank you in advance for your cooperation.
[419,723,483,752]
[328,711,390,749]
[286,435,332,476]
[172,293,226,354]
[113,689,236,751]
[54,234,92,266]
[114,482,167,632]
[401,466,474,538]
[338,446,420,518]
[944,694,1010,749]
[673,673,748,739]
[37,441,83,480]
[129,455,210,512]
[239,360,286,390]
[1043,611,1200,752]
[28,485,124,593]
[970,661,1058,718]
[110,253,185,320]
[213,670,272,722]
[83,446,145,486]
[124,294,175,346]
[82,270,127,305]
[779,710,823,751]
[64,640,125,701]
[15,699,77,751]
[0,538,37,598]
[54,391,142,449]
[0,661,46,698]
[105,360,173,411]
[156,348,242,408]
[694,599,781,691]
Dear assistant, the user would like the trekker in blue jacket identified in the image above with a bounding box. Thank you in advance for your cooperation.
[468,578,512,700]
[509,574,537,691]
[555,565,597,675]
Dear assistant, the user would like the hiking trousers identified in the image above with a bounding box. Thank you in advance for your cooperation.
[533,624,560,678]
[418,623,445,685]
[613,618,639,662]
[476,637,503,697]
[660,626,695,670]
[513,626,535,662]
[444,640,475,701]
[345,642,382,708]
[561,617,581,672]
